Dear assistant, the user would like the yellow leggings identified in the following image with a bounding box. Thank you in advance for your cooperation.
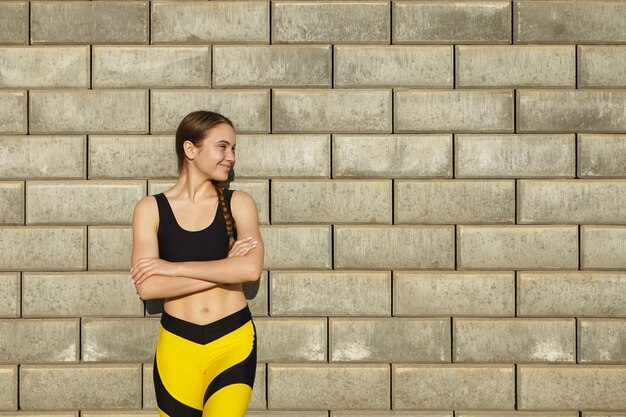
[153,304,257,417]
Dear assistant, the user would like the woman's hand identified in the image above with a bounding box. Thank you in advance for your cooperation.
[227,236,258,258]
[130,257,177,285]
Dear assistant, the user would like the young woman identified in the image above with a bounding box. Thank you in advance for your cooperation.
[129,111,264,417]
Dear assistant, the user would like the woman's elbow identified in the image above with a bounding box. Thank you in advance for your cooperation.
[247,263,262,282]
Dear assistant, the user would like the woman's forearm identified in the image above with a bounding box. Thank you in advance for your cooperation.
[175,256,256,284]
[135,274,221,300]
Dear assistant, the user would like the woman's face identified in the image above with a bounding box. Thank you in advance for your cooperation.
[187,123,236,180]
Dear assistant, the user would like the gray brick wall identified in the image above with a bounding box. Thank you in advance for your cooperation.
[0,0,625,415]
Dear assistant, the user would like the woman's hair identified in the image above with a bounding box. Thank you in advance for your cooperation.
[175,110,237,250]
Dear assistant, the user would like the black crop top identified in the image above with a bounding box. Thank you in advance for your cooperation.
[153,189,238,262]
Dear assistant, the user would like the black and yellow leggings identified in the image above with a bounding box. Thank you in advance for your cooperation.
[153,304,257,417]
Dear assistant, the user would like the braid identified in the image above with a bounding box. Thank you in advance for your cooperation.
[214,182,236,250]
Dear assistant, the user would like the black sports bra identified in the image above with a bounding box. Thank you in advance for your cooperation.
[153,189,238,262]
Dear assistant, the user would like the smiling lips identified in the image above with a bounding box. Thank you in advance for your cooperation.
[220,164,231,171]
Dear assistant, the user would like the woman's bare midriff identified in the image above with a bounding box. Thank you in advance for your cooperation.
[163,283,248,325]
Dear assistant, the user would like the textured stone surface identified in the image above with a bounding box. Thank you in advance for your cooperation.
[517,90,626,133]
[394,272,515,317]
[457,225,578,270]
[0,2,28,44]
[514,1,626,44]
[456,45,575,87]
[29,90,148,134]
[393,364,515,409]
[273,89,392,132]
[395,180,515,224]
[92,46,210,88]
[151,2,268,44]
[213,45,330,88]
[335,45,452,87]
[0,47,89,88]
[395,89,514,132]
[0,135,86,178]
[333,134,452,178]
[394,1,511,44]
[31,1,149,44]
[518,272,626,317]
[272,2,390,44]
[268,364,389,409]
[518,180,626,224]
[578,46,626,87]
[455,134,575,178]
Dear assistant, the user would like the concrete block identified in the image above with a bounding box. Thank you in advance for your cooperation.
[31,1,149,44]
[213,45,330,88]
[0,319,78,363]
[272,2,389,44]
[455,134,575,178]
[29,90,148,134]
[261,226,331,269]
[394,1,511,44]
[582,226,626,270]
[334,413,453,417]
[514,1,626,44]
[393,364,514,409]
[333,134,452,178]
[395,179,515,224]
[0,91,27,134]
[26,180,145,224]
[228,180,270,225]
[456,45,575,87]
[233,134,330,178]
[395,89,514,132]
[517,89,626,133]
[271,180,391,223]
[151,1,268,44]
[330,318,450,362]
[22,272,144,317]
[272,89,392,133]
[0,227,85,271]
[0,182,24,224]
[518,179,626,224]
[578,319,626,364]
[0,135,85,179]
[0,46,89,88]
[453,318,575,363]
[335,226,454,269]
[578,134,626,177]
[334,45,452,87]
[578,46,626,87]
[0,2,28,44]
[518,365,626,409]
[394,272,515,317]
[0,366,17,409]
[270,271,390,317]
[93,46,210,88]
[518,271,626,317]
[457,225,578,270]
[268,364,389,409]
[0,273,20,318]
[150,89,269,134]
[82,318,159,362]
[255,318,326,362]
[88,226,132,270]
[88,135,177,179]
[19,364,141,409]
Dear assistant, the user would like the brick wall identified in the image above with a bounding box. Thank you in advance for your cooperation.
[0,0,625,415]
